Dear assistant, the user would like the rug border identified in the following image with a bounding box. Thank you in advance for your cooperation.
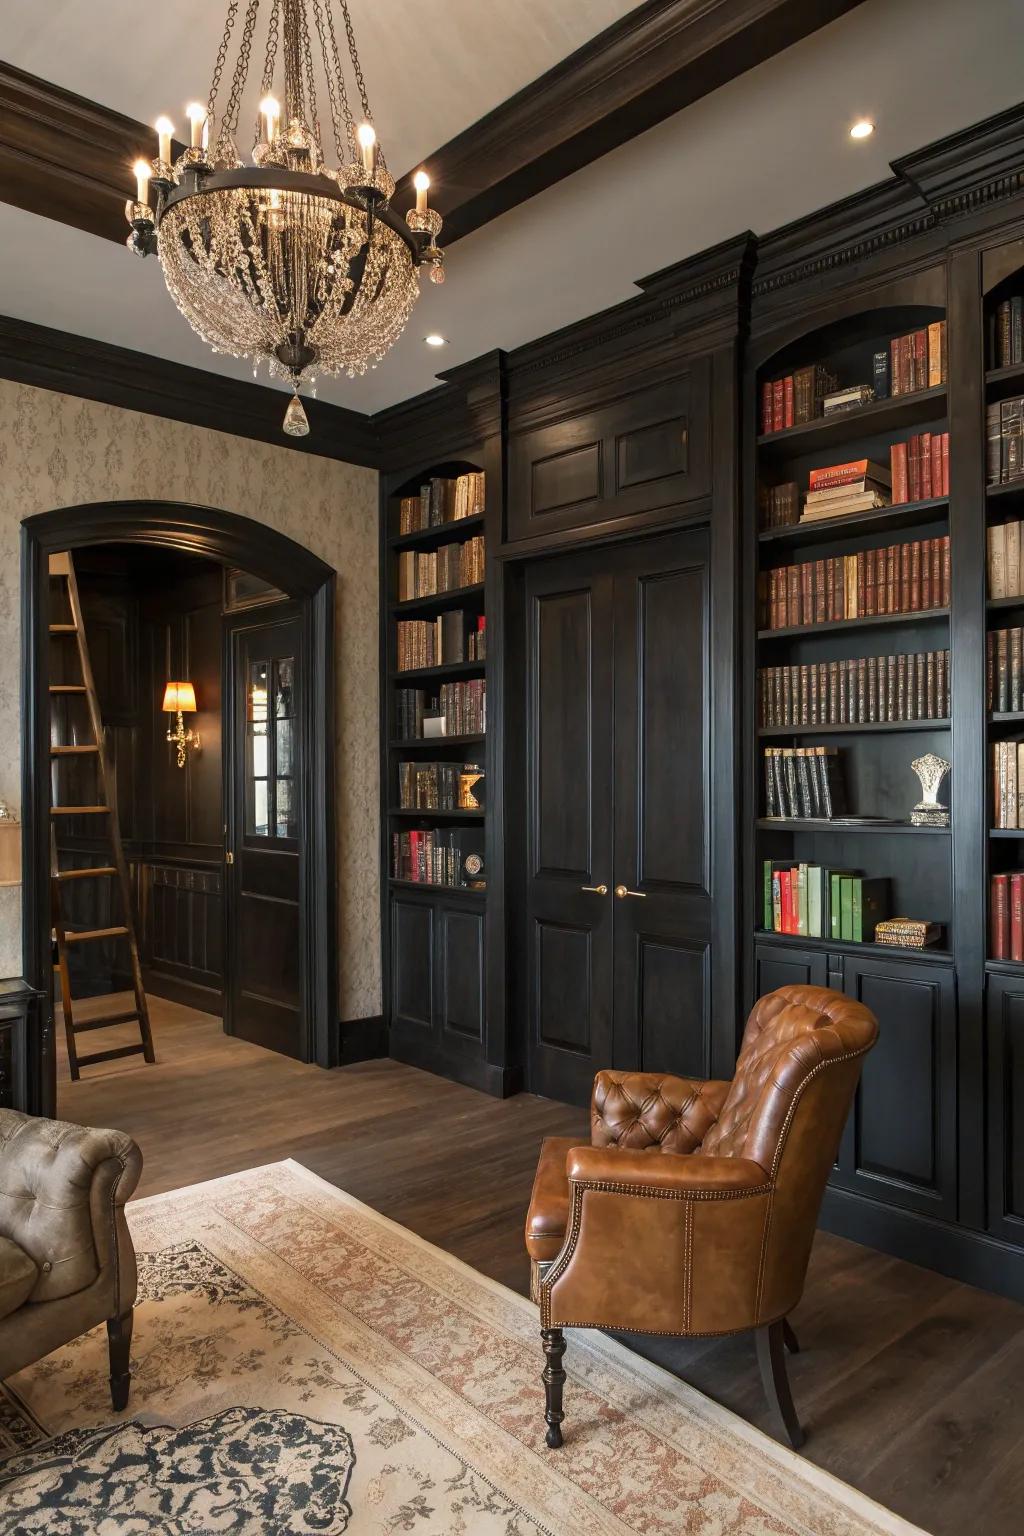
[132,1158,932,1536]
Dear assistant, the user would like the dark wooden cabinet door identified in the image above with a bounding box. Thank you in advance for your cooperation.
[835,953,957,1220]
[225,609,304,1058]
[524,553,615,1102]
[754,943,829,998]
[611,530,711,1077]
[986,972,1024,1247]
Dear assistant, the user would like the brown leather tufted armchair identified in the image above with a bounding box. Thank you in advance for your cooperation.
[525,984,878,1450]
[0,1109,142,1410]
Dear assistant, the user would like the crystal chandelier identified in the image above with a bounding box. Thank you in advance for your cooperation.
[126,0,444,436]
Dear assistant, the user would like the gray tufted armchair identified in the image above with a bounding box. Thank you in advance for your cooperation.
[0,1109,142,1409]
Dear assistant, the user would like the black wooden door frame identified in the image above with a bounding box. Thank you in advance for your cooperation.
[21,500,338,1115]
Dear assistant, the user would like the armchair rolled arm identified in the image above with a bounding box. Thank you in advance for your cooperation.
[591,1071,732,1153]
[567,1146,770,1195]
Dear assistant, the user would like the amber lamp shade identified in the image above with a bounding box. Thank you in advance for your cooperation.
[162,681,197,713]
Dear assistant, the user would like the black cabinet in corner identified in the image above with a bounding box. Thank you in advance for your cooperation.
[0,980,39,1111]
[389,890,495,1093]
[834,953,957,1221]
[985,972,1024,1247]
[753,942,828,995]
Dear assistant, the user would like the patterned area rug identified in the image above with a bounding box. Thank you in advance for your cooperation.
[0,1161,927,1535]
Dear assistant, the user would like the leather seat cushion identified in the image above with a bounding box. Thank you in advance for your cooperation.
[526,1137,580,1262]
[0,1236,39,1321]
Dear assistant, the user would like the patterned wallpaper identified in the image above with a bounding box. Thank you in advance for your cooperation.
[0,379,381,1020]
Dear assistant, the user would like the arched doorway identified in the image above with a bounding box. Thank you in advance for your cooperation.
[20,501,338,1115]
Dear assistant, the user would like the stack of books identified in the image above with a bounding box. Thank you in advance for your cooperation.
[762,863,890,941]
[763,746,847,818]
[822,384,875,416]
[991,872,1024,961]
[986,396,1024,485]
[875,918,943,950]
[799,459,891,523]
[987,629,1024,713]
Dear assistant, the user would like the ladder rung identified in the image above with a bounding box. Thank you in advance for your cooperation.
[49,685,86,693]
[50,745,98,755]
[55,866,117,881]
[49,624,78,634]
[75,1044,146,1068]
[50,805,109,815]
[49,553,71,577]
[70,1010,141,1033]
[62,926,129,943]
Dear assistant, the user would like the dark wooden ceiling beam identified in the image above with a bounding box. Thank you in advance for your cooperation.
[396,0,868,244]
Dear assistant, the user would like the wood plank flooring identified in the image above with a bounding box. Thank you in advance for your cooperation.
[58,995,1024,1536]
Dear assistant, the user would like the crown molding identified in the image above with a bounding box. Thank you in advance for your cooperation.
[0,314,382,467]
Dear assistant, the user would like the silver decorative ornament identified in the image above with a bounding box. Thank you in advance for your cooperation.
[910,753,951,827]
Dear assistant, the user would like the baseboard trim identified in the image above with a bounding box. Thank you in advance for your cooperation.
[337,1014,387,1064]
[820,1185,1024,1304]
[143,969,223,1018]
[387,1026,522,1098]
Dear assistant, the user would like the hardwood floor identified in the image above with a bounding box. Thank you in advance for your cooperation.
[58,994,1024,1536]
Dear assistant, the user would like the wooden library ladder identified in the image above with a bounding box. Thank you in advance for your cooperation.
[49,551,155,1079]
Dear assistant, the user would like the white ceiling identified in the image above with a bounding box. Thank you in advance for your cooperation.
[1,0,1022,421]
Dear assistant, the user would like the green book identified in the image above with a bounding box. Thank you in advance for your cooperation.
[840,877,855,941]
[830,872,843,939]
[797,863,808,936]
[807,865,822,938]
[851,877,862,942]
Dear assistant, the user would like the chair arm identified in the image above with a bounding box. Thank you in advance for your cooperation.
[0,1111,142,1305]
[541,1148,773,1335]
[591,1071,731,1152]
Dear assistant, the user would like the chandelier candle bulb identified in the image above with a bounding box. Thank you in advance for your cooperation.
[260,95,280,143]
[357,122,376,176]
[414,171,429,214]
[155,117,174,166]
[133,159,151,207]
[187,102,207,149]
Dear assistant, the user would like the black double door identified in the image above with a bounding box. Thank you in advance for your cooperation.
[524,530,712,1105]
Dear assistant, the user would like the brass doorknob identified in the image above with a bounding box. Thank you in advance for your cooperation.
[615,883,647,899]
[580,883,608,895]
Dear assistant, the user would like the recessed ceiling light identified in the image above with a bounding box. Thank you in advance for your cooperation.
[425,334,447,347]
[849,119,874,140]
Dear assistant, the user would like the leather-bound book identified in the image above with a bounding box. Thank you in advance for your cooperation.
[855,657,867,723]
[941,431,950,495]
[772,378,785,432]
[899,543,911,613]
[992,873,1010,960]
[907,434,921,503]
[926,651,937,718]
[920,539,931,609]
[886,543,897,613]
[784,375,795,429]
[885,655,897,722]
[920,432,933,500]
[910,541,922,611]
[937,649,948,718]
[814,559,826,623]
[915,652,927,718]
[866,656,878,723]
[997,629,1010,713]
[761,381,773,435]
[1012,627,1023,712]
[891,439,908,505]
[913,330,927,391]
[1012,874,1024,963]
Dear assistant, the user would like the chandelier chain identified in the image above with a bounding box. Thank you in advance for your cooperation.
[282,0,305,123]
[311,0,347,162]
[207,0,241,122]
[255,0,281,146]
[338,0,383,164]
[298,0,322,151]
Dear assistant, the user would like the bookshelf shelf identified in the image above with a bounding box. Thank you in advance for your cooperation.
[985,361,1024,390]
[389,808,485,820]
[754,929,952,963]
[757,385,947,456]
[390,515,484,552]
[989,828,1024,838]
[758,498,948,548]
[986,595,1024,612]
[390,659,486,684]
[758,719,950,737]
[989,711,1024,724]
[393,583,485,616]
[389,734,486,751]
[985,957,1024,975]
[757,818,949,835]
[388,877,485,899]
[986,481,1024,502]
[757,607,948,641]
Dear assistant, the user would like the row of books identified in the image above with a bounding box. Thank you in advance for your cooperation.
[891,433,949,504]
[397,761,484,812]
[760,482,800,529]
[992,296,1024,370]
[396,613,486,672]
[397,536,485,601]
[986,522,1024,599]
[763,747,847,819]
[991,872,1024,961]
[986,397,1024,485]
[395,681,486,740]
[987,629,1024,713]
[759,650,950,727]
[398,472,485,533]
[758,324,947,436]
[392,828,484,889]
[762,862,889,941]
[991,742,1024,829]
[759,536,951,628]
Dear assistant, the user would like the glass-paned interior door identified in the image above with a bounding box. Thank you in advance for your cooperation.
[245,656,296,841]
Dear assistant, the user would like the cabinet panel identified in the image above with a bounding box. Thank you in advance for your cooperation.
[836,954,957,1219]
[440,907,484,1042]
[753,943,828,997]
[986,973,1024,1246]
[508,366,710,543]
[391,898,434,1030]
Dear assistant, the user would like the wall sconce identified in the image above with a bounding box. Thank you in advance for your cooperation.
[162,681,201,769]
[0,802,21,886]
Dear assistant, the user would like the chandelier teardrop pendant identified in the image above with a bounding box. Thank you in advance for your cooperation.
[125,0,446,436]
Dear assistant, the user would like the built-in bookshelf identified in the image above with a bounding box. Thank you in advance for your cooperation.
[751,302,953,955]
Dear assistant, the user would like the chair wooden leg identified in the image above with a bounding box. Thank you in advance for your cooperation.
[107,1309,133,1412]
[782,1317,800,1354]
[541,1327,567,1448]
[756,1320,805,1450]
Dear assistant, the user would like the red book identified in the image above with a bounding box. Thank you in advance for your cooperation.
[992,873,1010,960]
[1011,873,1024,963]
[942,431,950,496]
[761,381,773,436]
[921,539,932,609]
[913,329,927,391]
[891,441,908,504]
[780,869,794,933]
[920,431,933,499]
[783,375,795,429]
[941,535,951,605]
[908,435,921,503]
[930,435,942,501]
[809,458,887,490]
[772,379,785,433]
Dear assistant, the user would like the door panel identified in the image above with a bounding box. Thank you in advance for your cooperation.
[440,907,484,1042]
[525,558,615,1103]
[754,943,829,997]
[612,530,712,1074]
[225,609,304,1058]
